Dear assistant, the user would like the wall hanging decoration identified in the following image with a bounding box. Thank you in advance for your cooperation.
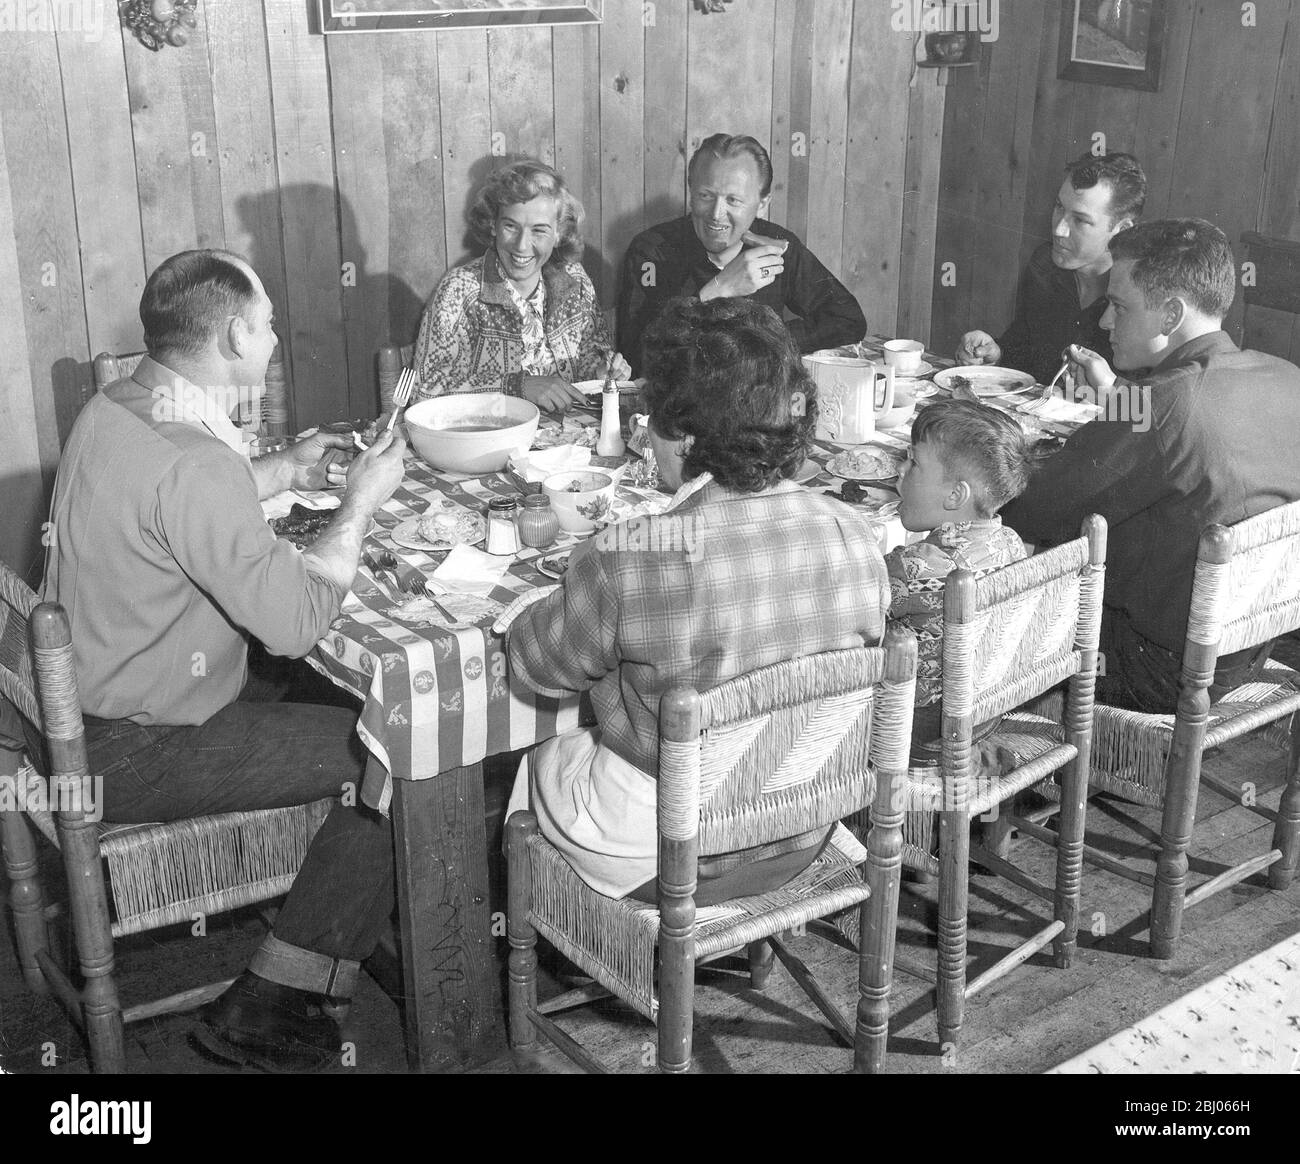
[317,0,602,33]
[1057,0,1167,91]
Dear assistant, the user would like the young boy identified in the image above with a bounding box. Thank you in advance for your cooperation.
[887,399,1036,753]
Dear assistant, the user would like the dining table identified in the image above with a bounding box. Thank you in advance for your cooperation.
[292,334,1094,1071]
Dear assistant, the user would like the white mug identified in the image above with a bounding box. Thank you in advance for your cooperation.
[882,339,925,375]
[803,352,895,445]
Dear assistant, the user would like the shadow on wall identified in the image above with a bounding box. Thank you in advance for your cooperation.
[237,184,423,422]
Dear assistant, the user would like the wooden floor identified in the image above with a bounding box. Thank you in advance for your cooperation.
[3,647,1298,1075]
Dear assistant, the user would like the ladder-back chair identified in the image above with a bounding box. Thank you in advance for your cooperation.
[894,516,1106,1055]
[1029,501,1300,959]
[0,562,333,1072]
[506,629,917,1074]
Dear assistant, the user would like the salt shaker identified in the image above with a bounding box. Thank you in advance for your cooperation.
[517,493,559,549]
[486,496,520,556]
[596,358,625,458]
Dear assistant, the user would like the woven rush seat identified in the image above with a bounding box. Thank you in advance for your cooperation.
[526,822,868,1022]
[507,633,918,1074]
[901,711,1075,874]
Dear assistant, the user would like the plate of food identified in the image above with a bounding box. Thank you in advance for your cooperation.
[826,448,904,482]
[893,375,938,399]
[271,505,375,550]
[391,507,486,552]
[572,379,644,396]
[536,551,572,580]
[933,366,1037,398]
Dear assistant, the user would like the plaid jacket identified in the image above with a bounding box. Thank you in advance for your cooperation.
[508,478,891,775]
[413,251,613,400]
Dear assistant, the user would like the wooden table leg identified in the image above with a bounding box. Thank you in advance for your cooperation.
[392,761,506,1072]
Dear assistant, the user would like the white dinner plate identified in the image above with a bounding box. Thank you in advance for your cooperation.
[933,366,1037,398]
[893,376,938,399]
[391,512,486,552]
[792,458,823,484]
[826,448,904,482]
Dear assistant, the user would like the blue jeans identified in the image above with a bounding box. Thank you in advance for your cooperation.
[84,674,394,975]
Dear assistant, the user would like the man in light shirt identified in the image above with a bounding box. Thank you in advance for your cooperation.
[45,249,406,1071]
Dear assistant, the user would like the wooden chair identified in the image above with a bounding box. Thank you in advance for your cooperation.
[1030,501,1300,959]
[894,516,1107,1054]
[505,629,918,1074]
[0,562,333,1072]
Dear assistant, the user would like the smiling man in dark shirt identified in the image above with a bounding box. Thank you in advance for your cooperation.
[617,133,866,376]
[1001,219,1300,711]
[957,152,1147,385]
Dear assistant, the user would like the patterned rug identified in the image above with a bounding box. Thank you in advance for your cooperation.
[1049,930,1300,1073]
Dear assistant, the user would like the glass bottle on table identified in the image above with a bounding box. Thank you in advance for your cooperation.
[517,493,559,550]
[486,496,521,556]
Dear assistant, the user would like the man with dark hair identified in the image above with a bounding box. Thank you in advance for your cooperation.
[45,248,408,1070]
[957,151,1147,384]
[506,296,889,900]
[616,133,866,376]
[1002,219,1300,711]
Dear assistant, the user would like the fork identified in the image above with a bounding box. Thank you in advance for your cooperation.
[403,574,457,622]
[384,367,417,434]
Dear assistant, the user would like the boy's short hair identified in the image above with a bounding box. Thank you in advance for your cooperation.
[910,399,1033,517]
[1108,217,1235,321]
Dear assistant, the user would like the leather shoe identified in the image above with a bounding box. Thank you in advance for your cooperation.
[191,971,344,1073]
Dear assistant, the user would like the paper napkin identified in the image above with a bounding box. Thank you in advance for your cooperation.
[431,544,512,596]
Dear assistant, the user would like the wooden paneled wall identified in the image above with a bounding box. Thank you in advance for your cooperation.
[930,0,1300,363]
[0,0,945,584]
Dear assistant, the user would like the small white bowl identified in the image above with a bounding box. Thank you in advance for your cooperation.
[404,393,539,474]
[543,470,616,535]
[876,386,917,430]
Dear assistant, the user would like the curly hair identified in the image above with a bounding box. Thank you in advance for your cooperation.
[910,399,1034,517]
[467,159,585,265]
[640,297,815,493]
[1109,218,1236,320]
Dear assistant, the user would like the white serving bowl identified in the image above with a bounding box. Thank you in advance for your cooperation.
[543,470,616,535]
[403,393,539,474]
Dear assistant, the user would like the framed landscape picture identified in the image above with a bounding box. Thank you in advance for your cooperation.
[1057,0,1167,91]
[318,0,602,34]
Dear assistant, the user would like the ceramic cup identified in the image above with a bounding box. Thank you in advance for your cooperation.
[882,339,925,375]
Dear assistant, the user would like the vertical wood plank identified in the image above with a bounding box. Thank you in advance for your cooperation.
[554,23,606,299]
[265,0,349,428]
[599,1,646,293]
[1166,0,1290,339]
[784,7,816,243]
[437,30,493,271]
[768,0,795,226]
[805,0,852,276]
[206,1,289,375]
[1260,0,1300,241]
[327,34,395,416]
[0,19,88,476]
[0,113,45,585]
[968,0,1048,341]
[123,4,223,272]
[686,0,776,153]
[900,72,946,349]
[380,37,448,354]
[55,21,147,360]
[1130,0,1195,220]
[842,1,914,335]
[488,27,556,166]
[644,0,688,229]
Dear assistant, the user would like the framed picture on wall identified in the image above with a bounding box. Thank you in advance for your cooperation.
[318,0,602,34]
[1057,0,1167,91]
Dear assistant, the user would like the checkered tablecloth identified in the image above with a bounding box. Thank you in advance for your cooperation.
[304,341,971,811]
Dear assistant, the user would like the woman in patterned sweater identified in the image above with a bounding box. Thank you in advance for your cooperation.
[412,159,628,411]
